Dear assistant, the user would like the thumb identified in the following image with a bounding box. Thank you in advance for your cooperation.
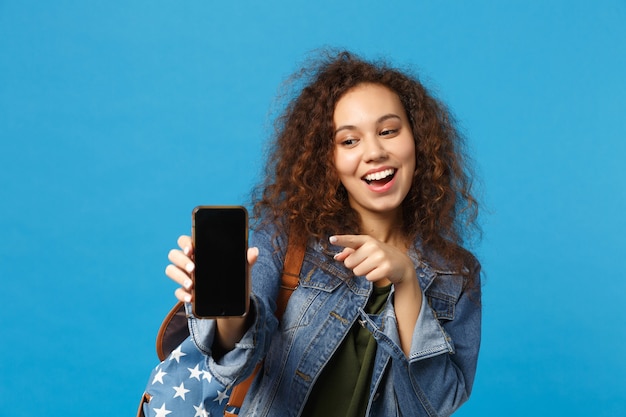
[333,247,355,262]
[247,247,259,267]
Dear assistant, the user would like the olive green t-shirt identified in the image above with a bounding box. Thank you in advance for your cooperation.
[301,283,392,417]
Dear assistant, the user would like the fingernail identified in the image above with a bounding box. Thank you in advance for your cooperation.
[333,253,340,260]
[183,279,192,289]
[184,294,191,303]
[185,263,194,273]
[329,236,337,244]
[183,246,191,256]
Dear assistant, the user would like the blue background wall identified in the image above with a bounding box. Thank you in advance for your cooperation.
[1,1,624,415]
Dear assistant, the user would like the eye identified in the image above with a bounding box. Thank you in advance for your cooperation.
[380,128,398,137]
[339,138,359,147]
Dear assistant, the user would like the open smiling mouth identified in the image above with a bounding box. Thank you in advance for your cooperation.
[362,168,396,186]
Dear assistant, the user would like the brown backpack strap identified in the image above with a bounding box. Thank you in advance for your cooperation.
[275,235,306,319]
[155,301,187,362]
[224,234,306,416]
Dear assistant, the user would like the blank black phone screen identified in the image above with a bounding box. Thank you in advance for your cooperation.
[192,206,248,317]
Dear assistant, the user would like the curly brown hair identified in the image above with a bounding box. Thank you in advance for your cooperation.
[252,50,480,269]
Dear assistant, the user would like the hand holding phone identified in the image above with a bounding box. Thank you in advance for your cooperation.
[191,206,249,318]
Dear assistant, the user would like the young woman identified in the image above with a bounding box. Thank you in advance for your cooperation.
[165,50,481,416]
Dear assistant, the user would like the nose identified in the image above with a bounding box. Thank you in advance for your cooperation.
[363,136,388,162]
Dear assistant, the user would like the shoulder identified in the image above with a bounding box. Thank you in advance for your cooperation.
[412,239,482,310]
[250,218,287,247]
[413,238,481,282]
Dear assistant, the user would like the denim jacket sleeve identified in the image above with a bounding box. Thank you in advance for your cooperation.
[185,226,283,387]
[361,252,481,416]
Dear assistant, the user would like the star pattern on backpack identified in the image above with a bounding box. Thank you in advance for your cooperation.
[142,337,233,417]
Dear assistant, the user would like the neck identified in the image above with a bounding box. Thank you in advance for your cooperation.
[358,210,407,249]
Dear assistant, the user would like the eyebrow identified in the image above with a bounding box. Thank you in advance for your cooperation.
[334,114,402,136]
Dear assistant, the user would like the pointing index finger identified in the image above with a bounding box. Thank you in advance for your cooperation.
[329,235,366,249]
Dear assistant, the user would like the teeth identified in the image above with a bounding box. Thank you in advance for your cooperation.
[364,169,395,182]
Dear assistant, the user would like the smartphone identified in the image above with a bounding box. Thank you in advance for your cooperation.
[191,206,249,318]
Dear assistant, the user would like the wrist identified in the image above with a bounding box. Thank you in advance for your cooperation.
[213,302,255,355]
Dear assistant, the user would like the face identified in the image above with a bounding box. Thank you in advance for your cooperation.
[333,83,416,220]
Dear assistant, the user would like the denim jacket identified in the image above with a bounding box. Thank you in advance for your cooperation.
[187,224,481,417]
